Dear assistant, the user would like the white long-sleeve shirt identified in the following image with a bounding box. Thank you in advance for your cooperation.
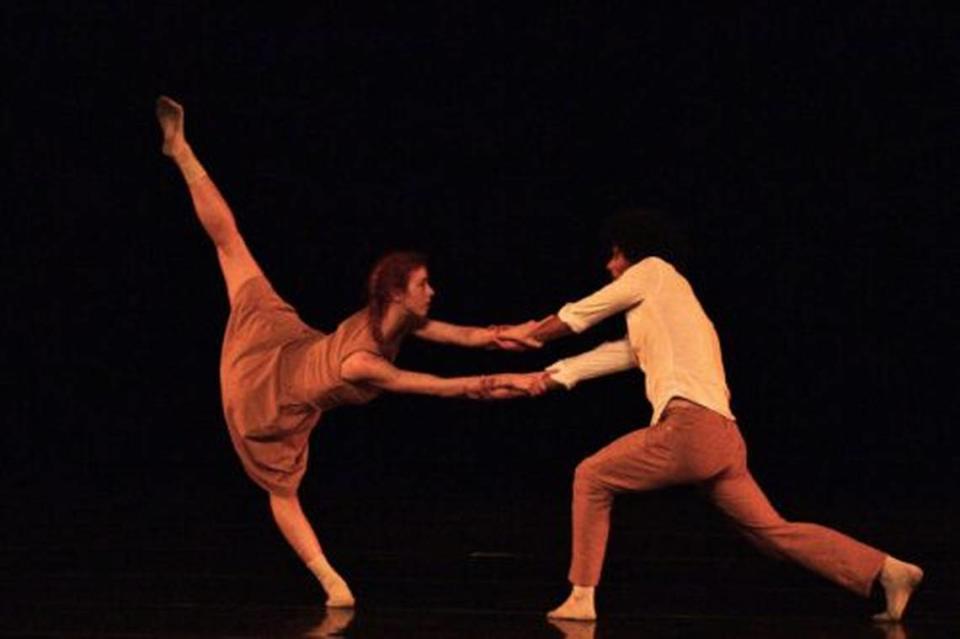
[548,257,734,424]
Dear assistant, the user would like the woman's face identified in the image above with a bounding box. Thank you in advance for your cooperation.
[397,266,435,318]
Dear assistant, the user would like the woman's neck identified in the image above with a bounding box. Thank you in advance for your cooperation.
[378,303,414,350]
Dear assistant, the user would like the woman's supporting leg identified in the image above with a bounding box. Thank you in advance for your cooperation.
[269,493,356,607]
[156,96,263,303]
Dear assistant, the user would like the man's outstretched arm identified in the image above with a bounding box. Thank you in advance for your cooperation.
[546,338,636,389]
[532,314,575,344]
[495,314,572,348]
[478,336,637,397]
[498,259,658,346]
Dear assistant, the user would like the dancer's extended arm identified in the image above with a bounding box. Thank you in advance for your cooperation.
[545,338,636,390]
[499,259,660,346]
[415,319,542,350]
[341,351,542,398]
[443,336,637,397]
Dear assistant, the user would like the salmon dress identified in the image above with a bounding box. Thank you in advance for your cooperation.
[219,277,389,496]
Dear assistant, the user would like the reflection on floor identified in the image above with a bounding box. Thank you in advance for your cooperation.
[3,485,956,638]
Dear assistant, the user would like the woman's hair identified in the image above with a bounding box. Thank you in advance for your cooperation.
[600,207,689,267]
[366,250,428,345]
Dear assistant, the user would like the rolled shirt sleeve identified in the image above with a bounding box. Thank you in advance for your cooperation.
[547,338,637,389]
[556,260,661,333]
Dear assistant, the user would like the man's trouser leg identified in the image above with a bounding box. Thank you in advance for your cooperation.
[568,404,738,585]
[706,422,886,596]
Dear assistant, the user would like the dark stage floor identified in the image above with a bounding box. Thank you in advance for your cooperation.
[3,482,956,638]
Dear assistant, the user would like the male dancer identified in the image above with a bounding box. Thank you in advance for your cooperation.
[503,208,922,622]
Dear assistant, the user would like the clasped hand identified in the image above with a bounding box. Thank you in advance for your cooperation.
[473,372,553,399]
[491,321,543,351]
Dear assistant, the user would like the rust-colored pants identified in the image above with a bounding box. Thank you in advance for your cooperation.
[570,401,886,596]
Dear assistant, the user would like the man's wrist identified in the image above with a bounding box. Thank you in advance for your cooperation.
[545,376,565,391]
[545,364,576,390]
[532,314,575,343]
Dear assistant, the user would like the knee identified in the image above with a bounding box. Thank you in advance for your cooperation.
[573,457,603,492]
[269,492,300,520]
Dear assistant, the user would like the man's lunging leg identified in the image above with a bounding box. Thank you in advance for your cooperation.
[709,456,922,621]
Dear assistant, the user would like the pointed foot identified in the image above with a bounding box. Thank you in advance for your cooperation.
[155,95,187,156]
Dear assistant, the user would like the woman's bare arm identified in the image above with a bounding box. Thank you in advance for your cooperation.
[340,351,543,399]
[414,319,542,351]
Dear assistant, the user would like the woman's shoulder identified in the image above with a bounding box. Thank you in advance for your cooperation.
[336,307,373,333]
[334,308,384,352]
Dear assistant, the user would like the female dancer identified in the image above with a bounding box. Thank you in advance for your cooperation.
[155,96,541,607]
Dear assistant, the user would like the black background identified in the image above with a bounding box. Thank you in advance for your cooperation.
[3,3,957,567]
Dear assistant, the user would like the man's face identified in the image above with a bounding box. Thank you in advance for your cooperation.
[606,246,632,280]
[396,266,435,318]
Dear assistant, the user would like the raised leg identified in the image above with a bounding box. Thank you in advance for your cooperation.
[156,96,263,303]
[269,493,355,608]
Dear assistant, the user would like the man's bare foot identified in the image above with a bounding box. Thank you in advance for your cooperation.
[323,575,356,609]
[873,555,923,622]
[547,586,596,621]
[155,95,188,157]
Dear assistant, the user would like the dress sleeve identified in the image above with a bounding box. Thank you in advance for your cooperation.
[547,337,636,389]
[556,258,662,333]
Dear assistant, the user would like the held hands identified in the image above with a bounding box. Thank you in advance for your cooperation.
[490,321,543,351]
[470,372,553,400]
[468,318,552,398]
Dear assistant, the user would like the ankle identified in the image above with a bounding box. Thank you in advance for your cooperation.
[170,142,192,162]
[879,555,906,580]
[174,146,207,184]
[571,585,595,600]
[307,555,333,577]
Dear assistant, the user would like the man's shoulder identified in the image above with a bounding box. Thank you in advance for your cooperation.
[623,256,670,278]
